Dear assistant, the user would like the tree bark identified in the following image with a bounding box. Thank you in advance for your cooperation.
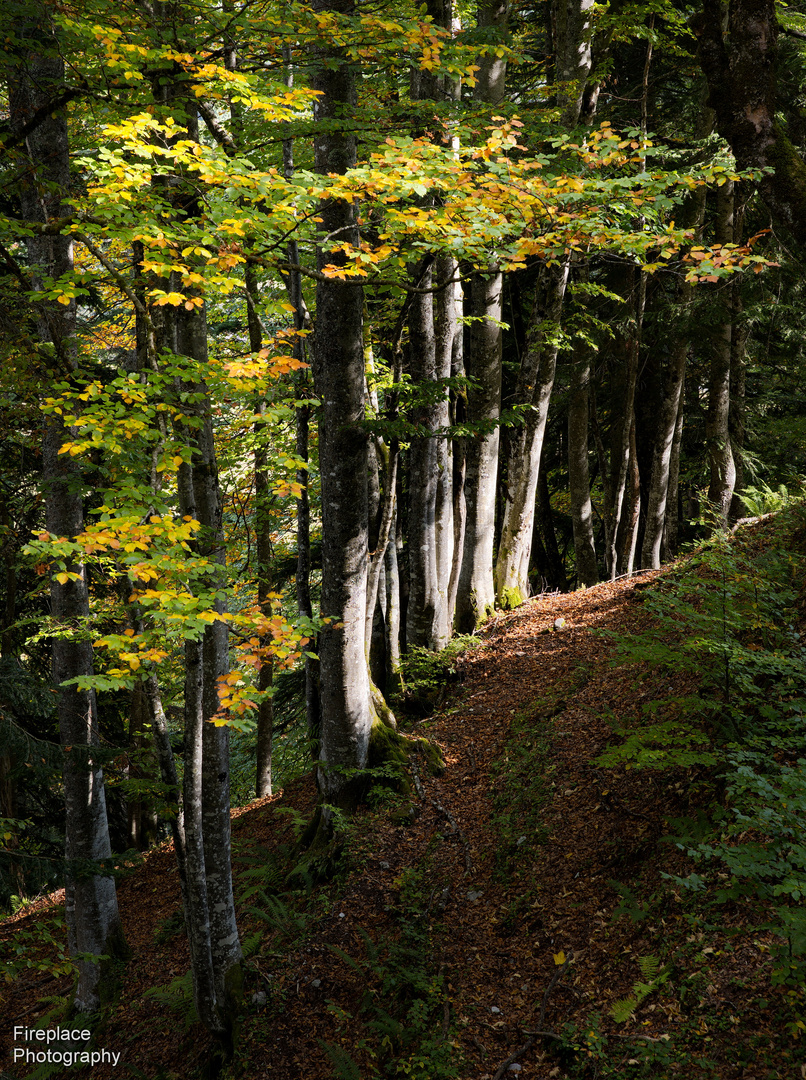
[456,269,503,629]
[245,263,275,800]
[705,180,737,521]
[312,0,373,809]
[567,337,598,585]
[8,6,124,1014]
[175,292,242,1047]
[554,0,596,127]
[406,265,446,650]
[606,264,644,578]
[663,385,685,559]
[696,0,806,252]
[495,259,570,607]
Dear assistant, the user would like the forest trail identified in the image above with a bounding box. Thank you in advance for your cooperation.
[0,568,782,1079]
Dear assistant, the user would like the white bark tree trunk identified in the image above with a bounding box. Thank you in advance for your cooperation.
[312,0,373,808]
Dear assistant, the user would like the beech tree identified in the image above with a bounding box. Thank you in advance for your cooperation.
[6,1,125,1014]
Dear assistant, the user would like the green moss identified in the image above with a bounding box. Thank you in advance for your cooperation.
[499,585,524,611]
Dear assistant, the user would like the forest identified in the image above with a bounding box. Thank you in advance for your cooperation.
[1,0,806,1076]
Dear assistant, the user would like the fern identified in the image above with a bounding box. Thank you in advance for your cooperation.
[317,1040,366,1080]
[610,955,668,1023]
[143,972,197,1030]
[241,930,263,960]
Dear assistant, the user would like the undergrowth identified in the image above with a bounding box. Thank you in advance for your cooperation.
[395,635,480,718]
[318,856,459,1080]
[557,501,806,1076]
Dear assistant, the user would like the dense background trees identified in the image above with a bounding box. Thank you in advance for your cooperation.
[1,0,806,1046]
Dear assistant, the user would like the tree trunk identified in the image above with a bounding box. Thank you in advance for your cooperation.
[455,0,508,628]
[554,0,595,127]
[495,260,570,607]
[433,256,456,641]
[663,386,685,559]
[175,292,242,1048]
[245,263,275,800]
[8,7,124,1014]
[619,419,641,576]
[456,269,503,629]
[312,0,373,809]
[696,0,806,252]
[567,337,598,585]
[640,308,689,568]
[144,43,242,1040]
[606,264,644,578]
[406,265,447,650]
[706,181,736,521]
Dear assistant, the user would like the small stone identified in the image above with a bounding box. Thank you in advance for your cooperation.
[491,1006,501,1014]
[516,835,527,846]
[311,979,321,988]
[339,912,345,918]
[251,991,267,1007]
[554,617,566,630]
[507,1065,522,1073]
[466,889,483,901]
[379,861,390,869]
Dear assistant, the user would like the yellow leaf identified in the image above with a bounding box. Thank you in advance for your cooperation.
[553,951,566,966]
[55,572,70,584]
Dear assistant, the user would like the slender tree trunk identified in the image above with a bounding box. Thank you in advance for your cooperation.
[456,268,503,628]
[619,420,641,576]
[706,180,736,520]
[175,291,242,1046]
[144,41,242,1038]
[455,0,508,628]
[495,260,570,607]
[245,263,275,799]
[9,7,123,1013]
[729,310,748,521]
[433,256,456,640]
[663,386,685,559]
[606,265,644,578]
[407,265,446,650]
[385,508,404,695]
[568,337,598,585]
[641,311,689,568]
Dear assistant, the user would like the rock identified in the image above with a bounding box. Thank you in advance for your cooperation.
[491,1006,501,1014]
[554,617,566,630]
[251,991,267,1007]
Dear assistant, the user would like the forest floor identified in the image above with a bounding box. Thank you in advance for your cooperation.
[1,545,804,1080]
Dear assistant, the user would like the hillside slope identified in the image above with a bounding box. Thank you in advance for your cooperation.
[2,518,805,1080]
